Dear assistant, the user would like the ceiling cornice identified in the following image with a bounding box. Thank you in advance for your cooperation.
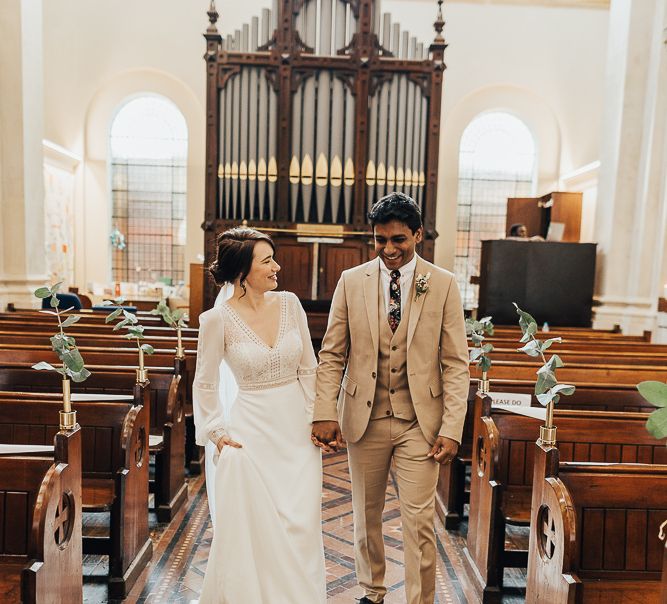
[447,0,609,9]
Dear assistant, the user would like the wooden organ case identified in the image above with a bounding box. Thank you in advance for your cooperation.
[202,0,447,314]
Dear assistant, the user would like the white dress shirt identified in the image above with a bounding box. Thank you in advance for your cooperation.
[379,254,417,316]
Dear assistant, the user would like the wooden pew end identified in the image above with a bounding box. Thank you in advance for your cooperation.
[107,538,153,599]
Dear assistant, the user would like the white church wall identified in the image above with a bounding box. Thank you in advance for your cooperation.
[42,140,80,286]
[81,69,205,289]
[42,0,608,286]
[383,0,608,269]
[436,84,562,269]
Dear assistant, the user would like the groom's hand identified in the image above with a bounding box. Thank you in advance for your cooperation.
[311,421,345,453]
[427,436,458,465]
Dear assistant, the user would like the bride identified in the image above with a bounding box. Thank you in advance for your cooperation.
[192,227,326,603]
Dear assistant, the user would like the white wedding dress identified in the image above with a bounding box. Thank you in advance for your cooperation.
[192,290,326,604]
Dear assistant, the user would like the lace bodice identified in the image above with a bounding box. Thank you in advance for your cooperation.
[221,293,305,390]
[192,291,318,445]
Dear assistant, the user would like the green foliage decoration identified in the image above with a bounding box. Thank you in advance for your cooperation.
[32,282,91,382]
[102,297,155,356]
[513,303,576,406]
[150,299,188,329]
[636,381,667,441]
[466,316,494,373]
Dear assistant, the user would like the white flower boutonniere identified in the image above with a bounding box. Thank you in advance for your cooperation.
[415,272,431,301]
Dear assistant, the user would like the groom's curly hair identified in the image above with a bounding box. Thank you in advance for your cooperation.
[368,192,422,234]
[209,227,275,288]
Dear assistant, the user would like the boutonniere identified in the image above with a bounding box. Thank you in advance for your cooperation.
[415,272,431,301]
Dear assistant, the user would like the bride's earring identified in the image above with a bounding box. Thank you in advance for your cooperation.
[240,279,247,296]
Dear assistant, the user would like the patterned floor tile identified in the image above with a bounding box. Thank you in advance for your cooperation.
[83,451,527,603]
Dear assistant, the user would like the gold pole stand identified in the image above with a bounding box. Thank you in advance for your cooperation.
[478,371,490,395]
[59,377,78,431]
[175,326,185,359]
[538,399,557,446]
[136,346,148,383]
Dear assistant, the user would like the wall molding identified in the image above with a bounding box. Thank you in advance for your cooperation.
[43,139,81,172]
[448,0,609,8]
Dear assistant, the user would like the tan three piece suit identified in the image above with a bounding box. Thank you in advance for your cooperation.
[314,255,470,604]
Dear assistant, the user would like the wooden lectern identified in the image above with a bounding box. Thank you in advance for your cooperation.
[477,239,596,326]
[506,192,582,241]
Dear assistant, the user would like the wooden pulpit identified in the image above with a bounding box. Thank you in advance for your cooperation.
[477,239,596,327]
[506,192,582,241]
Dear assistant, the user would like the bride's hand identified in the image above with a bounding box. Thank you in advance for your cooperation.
[216,435,243,452]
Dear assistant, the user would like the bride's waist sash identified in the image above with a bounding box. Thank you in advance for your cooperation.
[237,375,298,392]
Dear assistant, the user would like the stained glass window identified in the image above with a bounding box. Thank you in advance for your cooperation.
[110,95,188,284]
[455,112,536,309]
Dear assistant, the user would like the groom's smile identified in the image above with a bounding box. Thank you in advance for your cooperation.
[373,220,423,270]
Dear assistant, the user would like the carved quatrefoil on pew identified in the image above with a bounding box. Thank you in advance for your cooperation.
[135,426,146,468]
[476,436,487,477]
[538,505,557,560]
[54,490,75,549]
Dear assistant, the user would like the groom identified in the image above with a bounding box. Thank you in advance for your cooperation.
[312,192,470,604]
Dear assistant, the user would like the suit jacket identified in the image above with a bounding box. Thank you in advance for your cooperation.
[313,255,470,445]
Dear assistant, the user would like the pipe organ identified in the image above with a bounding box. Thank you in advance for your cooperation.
[202,0,447,313]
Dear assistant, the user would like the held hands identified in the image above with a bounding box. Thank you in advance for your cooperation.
[216,434,243,453]
[311,420,345,453]
[427,436,458,465]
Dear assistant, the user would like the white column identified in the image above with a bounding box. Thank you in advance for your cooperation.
[0,0,46,309]
[593,0,667,336]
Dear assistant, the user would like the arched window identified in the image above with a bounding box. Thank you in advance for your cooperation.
[455,111,536,309]
[109,95,188,284]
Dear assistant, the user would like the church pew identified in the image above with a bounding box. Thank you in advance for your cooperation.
[463,396,665,603]
[0,397,151,598]
[487,325,652,342]
[0,334,203,474]
[470,359,667,383]
[0,312,199,337]
[0,354,187,522]
[0,337,197,451]
[473,336,667,354]
[526,443,667,603]
[0,427,82,603]
[1,309,165,325]
[0,329,197,348]
[435,378,655,529]
[0,340,196,413]
[476,345,667,365]
[491,324,625,334]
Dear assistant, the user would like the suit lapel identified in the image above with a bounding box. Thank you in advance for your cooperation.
[407,256,427,349]
[363,259,380,353]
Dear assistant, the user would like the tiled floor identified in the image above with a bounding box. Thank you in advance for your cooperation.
[84,452,527,603]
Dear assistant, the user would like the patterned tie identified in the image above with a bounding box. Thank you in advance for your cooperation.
[388,269,401,333]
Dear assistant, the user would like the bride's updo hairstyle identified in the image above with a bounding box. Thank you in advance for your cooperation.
[208,227,275,286]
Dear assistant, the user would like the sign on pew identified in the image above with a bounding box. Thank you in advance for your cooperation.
[489,392,546,420]
[488,391,531,408]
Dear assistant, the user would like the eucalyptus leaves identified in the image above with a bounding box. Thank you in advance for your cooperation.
[150,299,188,330]
[513,303,576,406]
[151,299,188,358]
[636,381,667,441]
[103,298,154,356]
[466,316,494,373]
[32,282,91,382]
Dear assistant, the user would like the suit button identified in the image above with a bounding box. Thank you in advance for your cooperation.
[390,389,395,394]
[391,368,397,373]
[367,401,372,407]
[371,372,376,379]
[385,410,391,416]
[392,346,398,351]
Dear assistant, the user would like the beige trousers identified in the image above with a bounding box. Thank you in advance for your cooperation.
[347,416,440,604]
